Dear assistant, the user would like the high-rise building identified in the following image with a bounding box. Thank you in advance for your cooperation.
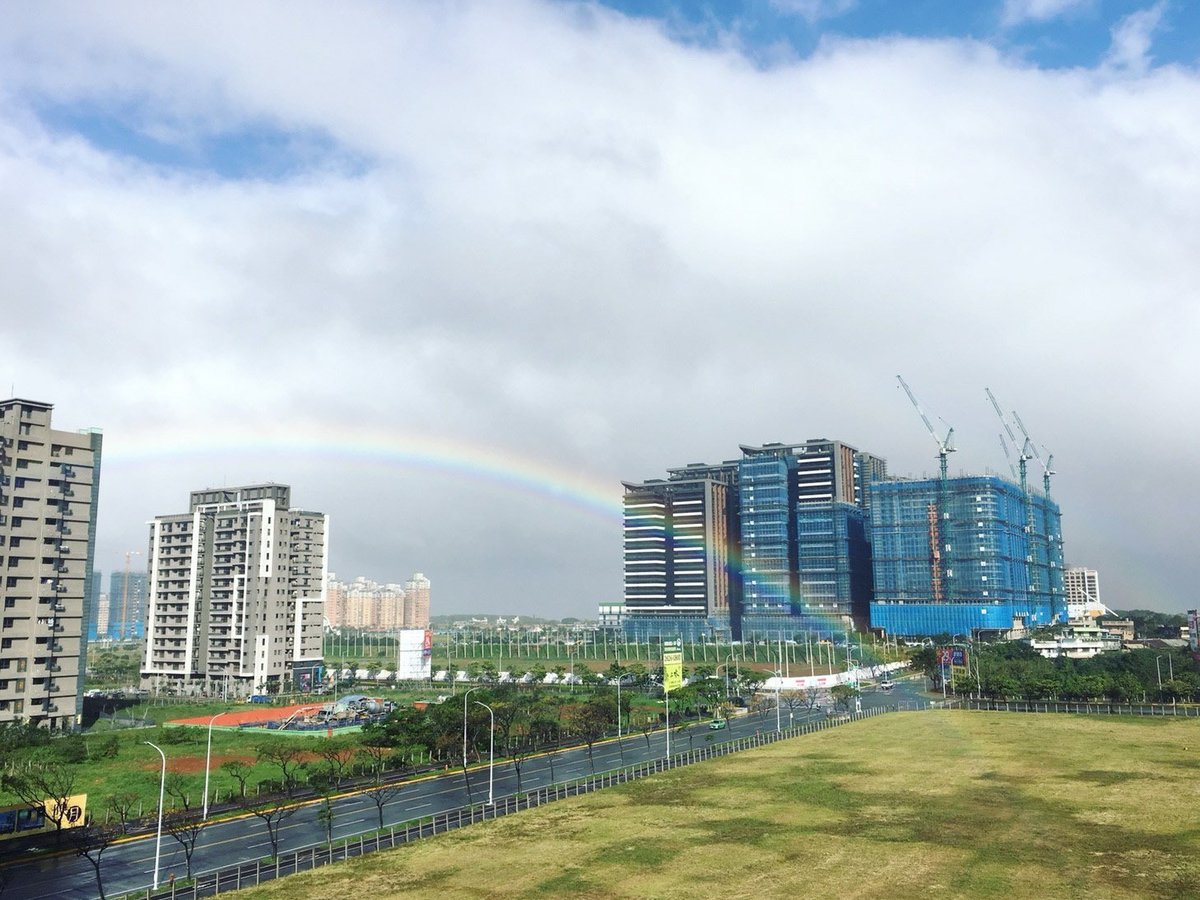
[1064,566,1102,616]
[622,462,740,640]
[108,570,148,641]
[403,573,431,629]
[323,574,429,630]
[739,440,884,637]
[0,398,103,729]
[141,484,326,695]
[869,475,1065,636]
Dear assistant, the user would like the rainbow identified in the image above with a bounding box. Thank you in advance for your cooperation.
[100,423,626,524]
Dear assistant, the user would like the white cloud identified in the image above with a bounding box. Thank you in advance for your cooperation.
[770,0,858,25]
[1104,1,1167,74]
[1000,0,1093,28]
[0,2,1197,614]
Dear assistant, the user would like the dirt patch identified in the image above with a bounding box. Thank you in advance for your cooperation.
[169,704,322,727]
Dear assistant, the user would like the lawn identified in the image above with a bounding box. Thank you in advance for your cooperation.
[232,710,1200,899]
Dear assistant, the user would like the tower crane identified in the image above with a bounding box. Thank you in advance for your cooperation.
[998,433,1018,480]
[1013,411,1055,497]
[898,375,956,481]
[897,376,956,604]
[986,388,1032,494]
[986,388,1039,601]
[1012,410,1063,620]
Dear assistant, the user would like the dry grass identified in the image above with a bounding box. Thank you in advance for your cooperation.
[233,711,1200,899]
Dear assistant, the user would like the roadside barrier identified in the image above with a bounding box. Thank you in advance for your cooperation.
[958,698,1200,717]
[123,704,906,899]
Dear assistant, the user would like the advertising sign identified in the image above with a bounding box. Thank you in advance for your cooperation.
[937,647,967,667]
[0,794,87,843]
[396,628,434,681]
[662,639,683,693]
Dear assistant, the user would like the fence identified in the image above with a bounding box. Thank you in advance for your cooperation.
[123,705,902,899]
[958,699,1200,717]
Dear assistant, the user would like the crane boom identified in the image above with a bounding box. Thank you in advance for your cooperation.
[898,375,938,445]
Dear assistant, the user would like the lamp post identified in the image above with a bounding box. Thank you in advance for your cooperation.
[1156,656,1163,692]
[144,741,166,889]
[203,710,231,820]
[773,670,782,733]
[615,674,628,743]
[473,700,495,805]
[462,686,482,769]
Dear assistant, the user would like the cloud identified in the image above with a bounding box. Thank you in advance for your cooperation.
[1104,1,1167,74]
[770,0,858,25]
[1000,0,1093,29]
[0,2,1197,615]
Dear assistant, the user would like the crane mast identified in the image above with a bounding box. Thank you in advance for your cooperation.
[897,376,956,604]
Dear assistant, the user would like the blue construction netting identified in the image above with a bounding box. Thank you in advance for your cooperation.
[868,600,1058,637]
[869,475,1063,614]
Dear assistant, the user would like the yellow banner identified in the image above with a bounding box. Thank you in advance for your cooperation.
[663,640,683,693]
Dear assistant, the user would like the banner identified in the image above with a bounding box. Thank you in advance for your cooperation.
[662,639,683,693]
[396,629,433,680]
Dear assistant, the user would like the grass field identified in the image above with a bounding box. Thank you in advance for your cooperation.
[233,710,1200,899]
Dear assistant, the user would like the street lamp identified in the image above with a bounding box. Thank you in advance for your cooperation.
[473,700,495,805]
[144,741,166,889]
[462,686,482,768]
[773,670,782,733]
[616,675,622,741]
[203,710,231,820]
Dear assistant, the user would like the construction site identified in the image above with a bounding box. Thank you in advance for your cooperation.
[869,379,1066,637]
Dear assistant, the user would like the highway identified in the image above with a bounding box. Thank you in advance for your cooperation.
[4,680,924,899]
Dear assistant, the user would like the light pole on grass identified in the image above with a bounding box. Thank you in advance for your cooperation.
[203,710,232,820]
[773,670,782,733]
[145,741,166,889]
[462,685,482,768]
[473,700,495,805]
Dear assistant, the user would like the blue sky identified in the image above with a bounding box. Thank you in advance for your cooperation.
[595,0,1199,68]
[21,1,1198,182]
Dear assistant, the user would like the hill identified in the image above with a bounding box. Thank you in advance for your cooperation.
[234,710,1200,899]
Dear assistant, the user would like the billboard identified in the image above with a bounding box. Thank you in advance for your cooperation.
[0,794,87,843]
[937,647,968,667]
[396,629,433,681]
[662,639,683,693]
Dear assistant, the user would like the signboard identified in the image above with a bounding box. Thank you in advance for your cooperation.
[396,628,434,681]
[937,647,967,667]
[0,794,87,843]
[662,639,683,693]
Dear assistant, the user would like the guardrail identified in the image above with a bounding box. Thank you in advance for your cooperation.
[958,699,1200,717]
[122,704,906,899]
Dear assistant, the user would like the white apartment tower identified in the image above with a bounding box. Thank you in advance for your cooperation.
[0,399,102,729]
[142,484,327,695]
[1064,566,1103,617]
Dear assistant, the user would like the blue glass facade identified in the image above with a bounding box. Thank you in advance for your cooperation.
[869,475,1065,636]
[738,450,795,620]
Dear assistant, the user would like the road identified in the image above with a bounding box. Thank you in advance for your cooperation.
[4,680,923,899]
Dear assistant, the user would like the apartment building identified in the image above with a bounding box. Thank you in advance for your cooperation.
[0,398,102,729]
[141,484,326,695]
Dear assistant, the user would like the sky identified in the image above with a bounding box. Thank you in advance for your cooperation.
[2,0,1197,617]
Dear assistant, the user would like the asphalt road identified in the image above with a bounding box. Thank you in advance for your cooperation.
[5,680,924,899]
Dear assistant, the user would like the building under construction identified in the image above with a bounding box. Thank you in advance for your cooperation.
[868,475,1065,637]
